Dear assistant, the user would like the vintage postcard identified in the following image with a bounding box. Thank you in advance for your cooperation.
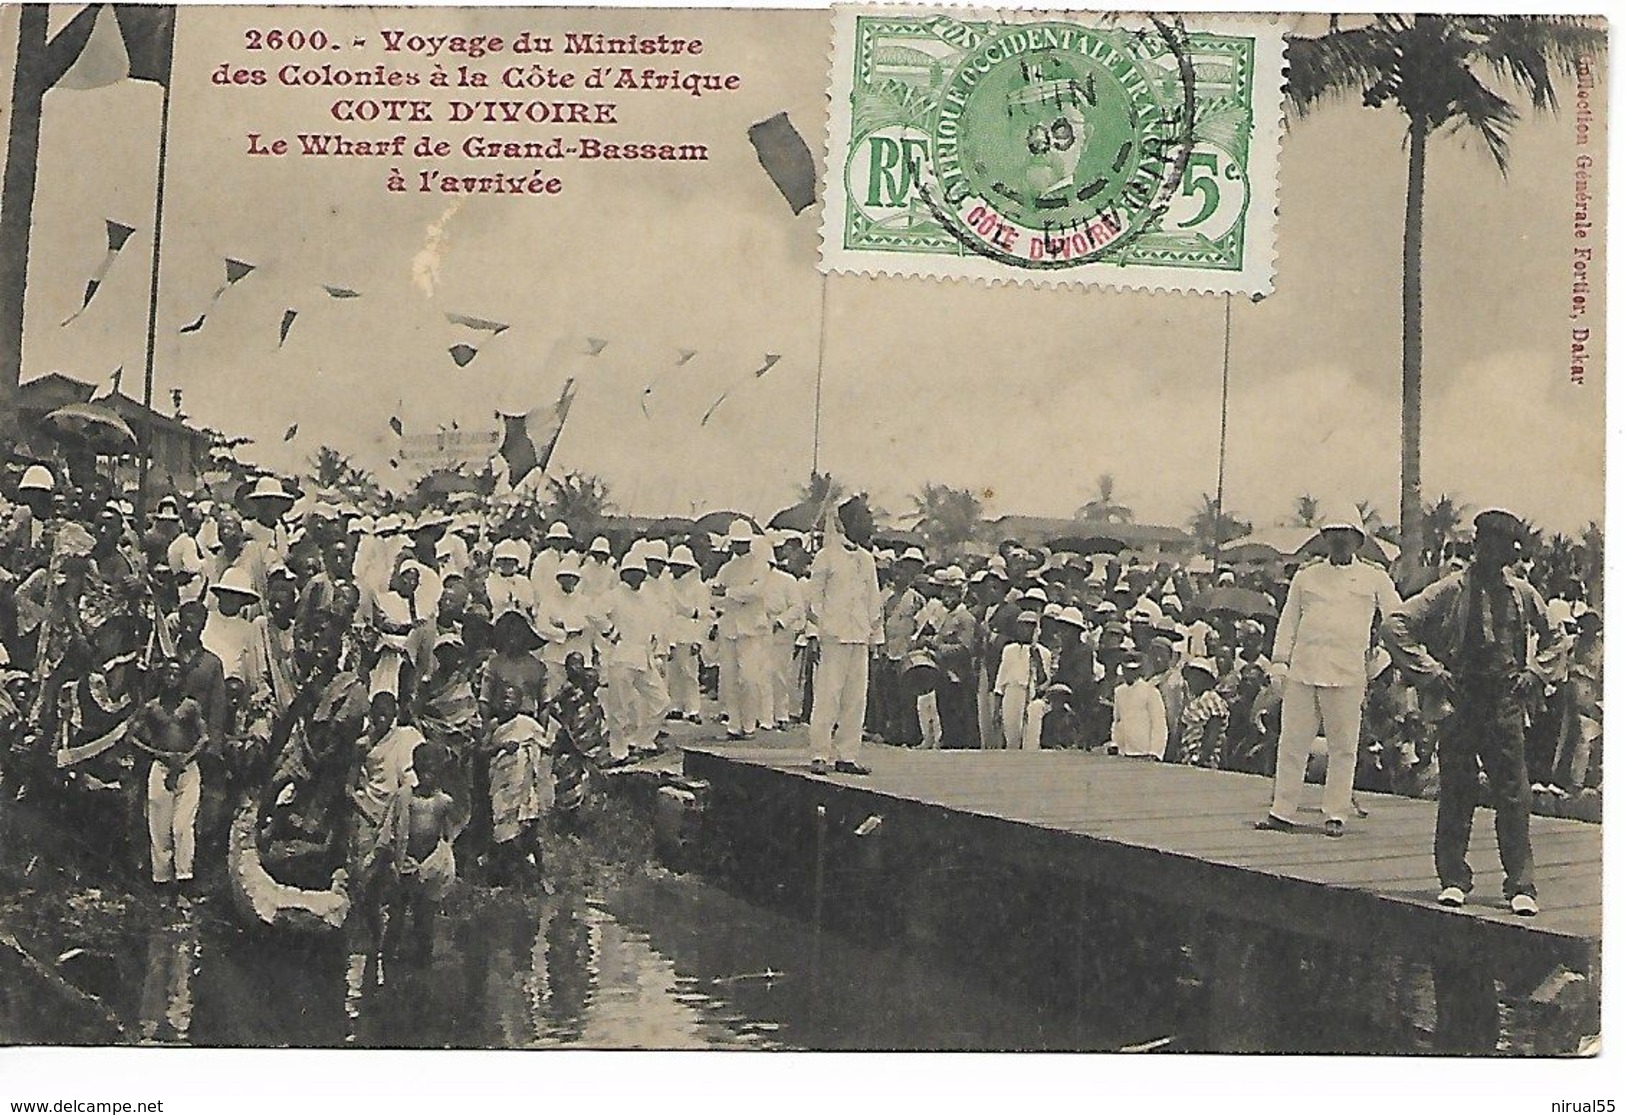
[0,0,1609,1086]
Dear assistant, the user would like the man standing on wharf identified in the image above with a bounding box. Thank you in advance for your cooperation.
[1383,509,1550,916]
[806,497,884,776]
[1255,505,1402,837]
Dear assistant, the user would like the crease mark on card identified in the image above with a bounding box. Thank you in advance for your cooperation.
[413,199,467,298]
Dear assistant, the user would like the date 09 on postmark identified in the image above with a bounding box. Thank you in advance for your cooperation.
[820,7,1286,294]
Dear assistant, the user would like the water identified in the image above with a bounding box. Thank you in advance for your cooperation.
[3,870,1135,1050]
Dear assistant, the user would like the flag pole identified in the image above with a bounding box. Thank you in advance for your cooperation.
[811,272,829,479]
[1212,292,1233,567]
[0,6,51,443]
[136,75,174,526]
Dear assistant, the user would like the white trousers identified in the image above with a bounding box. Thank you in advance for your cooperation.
[606,663,665,759]
[147,760,200,884]
[769,631,799,723]
[721,633,771,734]
[916,692,942,748]
[666,645,701,715]
[976,666,996,750]
[1272,680,1364,823]
[1000,691,1044,751]
[810,641,870,764]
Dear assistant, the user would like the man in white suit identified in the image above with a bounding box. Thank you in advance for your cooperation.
[806,498,884,775]
[1257,505,1403,837]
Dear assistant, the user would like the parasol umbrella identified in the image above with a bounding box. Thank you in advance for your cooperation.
[42,403,136,455]
[1222,526,1395,567]
[1191,586,1279,620]
[1047,534,1129,556]
[692,510,757,535]
[768,499,823,533]
[873,529,927,551]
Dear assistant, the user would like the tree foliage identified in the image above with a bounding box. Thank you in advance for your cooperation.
[1189,493,1252,551]
[908,483,984,555]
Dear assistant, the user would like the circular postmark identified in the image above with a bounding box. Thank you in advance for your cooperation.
[917,17,1197,270]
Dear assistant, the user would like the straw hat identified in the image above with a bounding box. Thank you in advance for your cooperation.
[209,565,260,601]
[18,464,54,492]
[245,475,295,504]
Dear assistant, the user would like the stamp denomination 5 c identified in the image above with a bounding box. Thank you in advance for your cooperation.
[820,7,1286,293]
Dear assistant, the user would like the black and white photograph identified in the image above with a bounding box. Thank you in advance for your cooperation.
[0,1,1612,1103]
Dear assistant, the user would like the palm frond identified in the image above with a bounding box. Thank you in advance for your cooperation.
[1284,25,1399,115]
[1465,16,1606,109]
[1444,78,1519,174]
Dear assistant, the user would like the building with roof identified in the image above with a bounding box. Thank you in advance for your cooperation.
[8,372,215,495]
[984,513,1197,562]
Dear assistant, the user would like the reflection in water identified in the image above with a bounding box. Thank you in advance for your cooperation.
[137,919,199,1044]
[78,867,1136,1049]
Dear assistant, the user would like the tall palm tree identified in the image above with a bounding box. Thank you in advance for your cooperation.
[1420,493,1469,571]
[1287,16,1603,586]
[1353,499,1391,541]
[1189,493,1252,554]
[908,483,983,556]
[1076,472,1134,523]
[1291,494,1321,528]
[798,471,846,508]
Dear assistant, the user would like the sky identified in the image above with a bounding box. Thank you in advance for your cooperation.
[8,6,1608,534]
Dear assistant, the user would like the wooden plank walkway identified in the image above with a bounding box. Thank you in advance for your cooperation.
[682,739,1601,970]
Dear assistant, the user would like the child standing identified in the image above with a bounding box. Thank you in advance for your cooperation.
[127,657,209,906]
[387,742,458,961]
[993,611,1051,751]
[1109,650,1168,759]
[484,682,556,885]
[1178,658,1230,768]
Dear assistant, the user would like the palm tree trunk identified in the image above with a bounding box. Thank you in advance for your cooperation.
[0,6,51,442]
[1398,111,1428,591]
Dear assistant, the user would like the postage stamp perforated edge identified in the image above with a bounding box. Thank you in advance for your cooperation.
[816,5,1286,296]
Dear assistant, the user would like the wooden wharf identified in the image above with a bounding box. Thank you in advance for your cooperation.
[680,742,1602,1053]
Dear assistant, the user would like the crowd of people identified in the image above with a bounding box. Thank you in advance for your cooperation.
[0,459,1604,940]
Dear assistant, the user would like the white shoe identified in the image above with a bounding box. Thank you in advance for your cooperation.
[1510,894,1539,917]
[1437,886,1467,908]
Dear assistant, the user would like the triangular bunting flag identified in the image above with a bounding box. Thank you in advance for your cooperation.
[278,308,298,348]
[446,311,509,367]
[701,353,785,425]
[179,256,257,335]
[283,424,299,442]
[641,347,700,419]
[53,6,130,90]
[46,5,174,91]
[323,285,360,299]
[583,337,609,357]
[446,312,508,334]
[388,416,404,437]
[61,219,138,326]
[107,220,137,252]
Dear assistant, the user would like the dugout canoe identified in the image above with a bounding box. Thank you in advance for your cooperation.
[225,798,350,934]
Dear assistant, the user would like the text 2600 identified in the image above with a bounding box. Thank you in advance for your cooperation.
[244,29,334,51]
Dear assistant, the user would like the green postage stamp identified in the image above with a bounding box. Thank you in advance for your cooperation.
[820,8,1286,293]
